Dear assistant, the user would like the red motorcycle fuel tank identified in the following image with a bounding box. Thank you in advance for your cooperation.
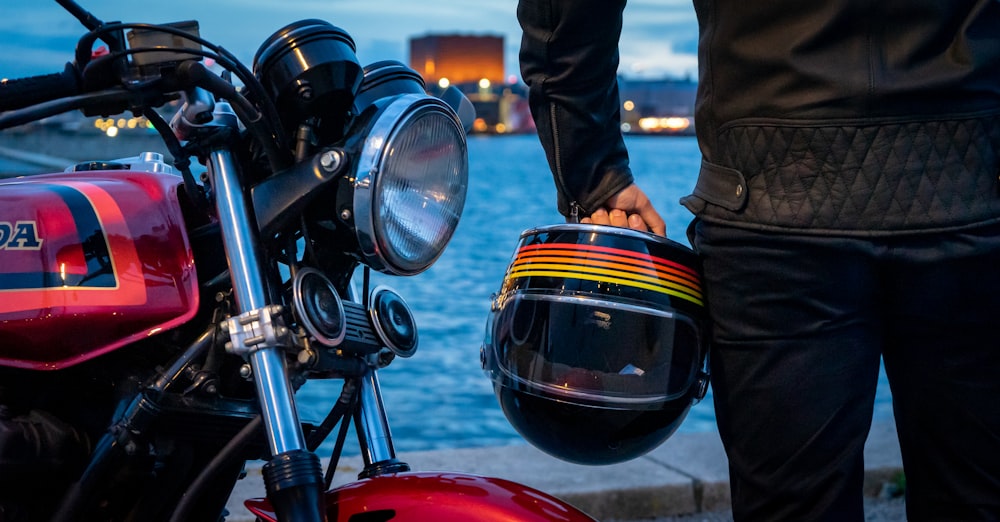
[244,471,598,522]
[0,169,199,370]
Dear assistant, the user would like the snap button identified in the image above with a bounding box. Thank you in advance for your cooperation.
[735,185,743,197]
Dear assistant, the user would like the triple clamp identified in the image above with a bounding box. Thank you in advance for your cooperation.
[224,304,291,358]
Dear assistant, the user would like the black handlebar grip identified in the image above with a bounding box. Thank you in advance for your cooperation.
[0,62,81,112]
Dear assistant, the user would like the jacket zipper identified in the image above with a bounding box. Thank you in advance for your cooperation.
[548,102,581,220]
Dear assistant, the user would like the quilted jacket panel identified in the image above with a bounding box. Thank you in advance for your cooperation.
[682,113,1000,235]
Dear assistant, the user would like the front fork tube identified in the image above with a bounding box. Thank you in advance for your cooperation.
[355,368,410,478]
[208,148,325,521]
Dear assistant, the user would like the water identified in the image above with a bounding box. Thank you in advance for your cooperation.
[296,134,895,456]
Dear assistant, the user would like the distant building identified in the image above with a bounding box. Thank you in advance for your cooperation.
[408,34,696,135]
[409,34,505,87]
[410,33,530,134]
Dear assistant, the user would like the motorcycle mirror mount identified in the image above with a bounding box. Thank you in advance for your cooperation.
[438,85,477,133]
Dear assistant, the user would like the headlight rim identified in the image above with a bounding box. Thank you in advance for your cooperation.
[351,92,468,276]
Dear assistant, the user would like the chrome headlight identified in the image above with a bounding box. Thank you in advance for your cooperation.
[352,93,468,275]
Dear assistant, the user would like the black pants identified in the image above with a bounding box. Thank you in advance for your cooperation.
[691,219,1000,522]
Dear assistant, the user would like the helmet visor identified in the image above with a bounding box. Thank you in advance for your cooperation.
[486,292,702,408]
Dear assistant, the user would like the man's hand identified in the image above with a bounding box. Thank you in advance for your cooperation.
[580,183,667,236]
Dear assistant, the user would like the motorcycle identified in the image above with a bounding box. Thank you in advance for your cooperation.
[0,1,598,520]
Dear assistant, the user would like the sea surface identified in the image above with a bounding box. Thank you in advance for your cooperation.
[295,133,896,457]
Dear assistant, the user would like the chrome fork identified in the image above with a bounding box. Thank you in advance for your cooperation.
[346,284,410,477]
[198,102,325,521]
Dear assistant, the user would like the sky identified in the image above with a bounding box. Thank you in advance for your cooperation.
[0,0,699,82]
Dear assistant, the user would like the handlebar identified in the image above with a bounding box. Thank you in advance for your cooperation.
[0,63,81,112]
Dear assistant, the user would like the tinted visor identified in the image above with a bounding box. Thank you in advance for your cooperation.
[486,292,701,408]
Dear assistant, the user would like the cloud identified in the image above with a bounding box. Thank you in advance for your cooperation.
[0,0,698,81]
[619,0,699,79]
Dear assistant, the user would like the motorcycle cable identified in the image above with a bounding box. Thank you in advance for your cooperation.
[323,384,359,490]
[161,326,259,521]
[168,415,265,522]
[51,327,219,522]
[72,22,264,113]
[306,378,359,453]
[56,0,128,72]
[80,43,289,170]
[0,88,136,130]
[74,22,292,171]
[172,381,359,516]
[171,353,359,519]
[362,266,372,309]
[142,107,211,214]
[55,0,104,32]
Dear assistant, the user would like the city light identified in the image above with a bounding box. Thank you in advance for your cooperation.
[637,116,692,133]
[93,116,150,136]
[438,78,450,88]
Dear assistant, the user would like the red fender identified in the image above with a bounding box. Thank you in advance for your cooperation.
[243,471,597,521]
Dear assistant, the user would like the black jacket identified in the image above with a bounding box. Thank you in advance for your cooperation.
[518,0,1000,234]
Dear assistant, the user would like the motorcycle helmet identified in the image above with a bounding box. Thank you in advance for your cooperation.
[482,224,709,465]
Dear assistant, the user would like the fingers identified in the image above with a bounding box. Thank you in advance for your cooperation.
[582,207,666,236]
[580,184,668,236]
[628,213,646,230]
[609,209,630,228]
[583,208,631,228]
[583,208,608,226]
[642,209,667,237]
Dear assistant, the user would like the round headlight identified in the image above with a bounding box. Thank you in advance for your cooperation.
[353,93,468,275]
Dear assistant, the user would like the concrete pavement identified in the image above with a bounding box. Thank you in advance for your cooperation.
[224,419,903,521]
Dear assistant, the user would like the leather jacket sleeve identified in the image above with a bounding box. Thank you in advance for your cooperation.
[517,0,634,218]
